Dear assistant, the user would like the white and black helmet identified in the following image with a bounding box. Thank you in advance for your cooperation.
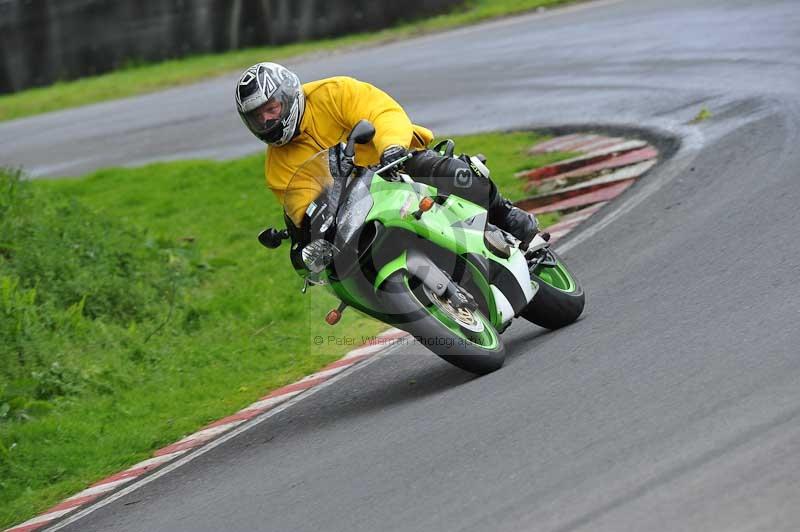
[235,62,305,146]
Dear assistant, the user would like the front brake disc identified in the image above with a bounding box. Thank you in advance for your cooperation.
[423,285,485,333]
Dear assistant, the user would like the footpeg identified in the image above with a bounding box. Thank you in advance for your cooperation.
[526,233,551,254]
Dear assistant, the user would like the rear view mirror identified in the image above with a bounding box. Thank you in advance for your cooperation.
[344,120,376,157]
[350,120,376,144]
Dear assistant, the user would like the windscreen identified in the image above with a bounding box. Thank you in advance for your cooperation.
[282,149,335,228]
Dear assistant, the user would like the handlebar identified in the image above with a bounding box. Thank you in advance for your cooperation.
[374,152,414,176]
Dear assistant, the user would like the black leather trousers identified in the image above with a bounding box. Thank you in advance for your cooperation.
[403,149,508,221]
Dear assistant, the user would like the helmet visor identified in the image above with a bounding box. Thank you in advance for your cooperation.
[243,77,300,144]
[244,98,283,140]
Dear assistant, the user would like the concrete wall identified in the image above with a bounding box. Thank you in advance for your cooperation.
[0,0,461,94]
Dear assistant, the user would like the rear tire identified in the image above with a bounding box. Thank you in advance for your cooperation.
[379,271,505,375]
[521,250,585,330]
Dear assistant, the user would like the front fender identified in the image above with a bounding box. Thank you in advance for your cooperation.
[374,250,408,291]
[373,249,452,298]
[373,247,506,329]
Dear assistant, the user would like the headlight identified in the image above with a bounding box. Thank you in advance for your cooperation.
[302,239,335,273]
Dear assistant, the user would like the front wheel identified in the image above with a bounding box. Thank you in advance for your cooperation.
[379,271,506,375]
[521,249,585,330]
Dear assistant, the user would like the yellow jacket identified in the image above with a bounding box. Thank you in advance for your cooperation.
[265,76,433,224]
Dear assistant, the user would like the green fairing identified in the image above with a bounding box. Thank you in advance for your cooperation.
[364,174,514,328]
[374,250,408,291]
[310,174,522,330]
[366,175,517,267]
[367,177,485,255]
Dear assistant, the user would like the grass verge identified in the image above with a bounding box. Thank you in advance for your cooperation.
[0,130,570,528]
[0,0,576,123]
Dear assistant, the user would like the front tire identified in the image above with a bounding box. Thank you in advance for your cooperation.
[379,271,506,375]
[521,250,585,330]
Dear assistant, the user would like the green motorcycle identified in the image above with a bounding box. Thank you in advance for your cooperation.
[260,121,585,375]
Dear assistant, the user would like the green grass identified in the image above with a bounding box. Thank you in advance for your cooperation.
[0,0,574,123]
[0,130,570,528]
[689,106,713,124]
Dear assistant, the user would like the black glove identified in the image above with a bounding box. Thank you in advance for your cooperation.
[380,145,408,168]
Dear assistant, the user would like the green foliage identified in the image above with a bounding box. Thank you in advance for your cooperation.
[0,167,204,423]
[0,177,200,323]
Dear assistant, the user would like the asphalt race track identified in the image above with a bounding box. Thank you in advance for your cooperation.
[5,0,800,530]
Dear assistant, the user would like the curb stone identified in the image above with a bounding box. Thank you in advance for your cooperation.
[515,132,659,228]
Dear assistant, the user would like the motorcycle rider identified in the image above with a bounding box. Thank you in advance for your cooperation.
[234,62,539,247]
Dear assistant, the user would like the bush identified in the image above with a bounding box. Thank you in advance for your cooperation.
[0,168,203,414]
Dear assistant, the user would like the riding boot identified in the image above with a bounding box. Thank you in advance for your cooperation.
[487,195,539,249]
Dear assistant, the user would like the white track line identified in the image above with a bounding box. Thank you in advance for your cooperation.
[245,390,304,411]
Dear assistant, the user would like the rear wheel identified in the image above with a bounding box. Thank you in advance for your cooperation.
[521,249,585,330]
[379,271,505,375]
